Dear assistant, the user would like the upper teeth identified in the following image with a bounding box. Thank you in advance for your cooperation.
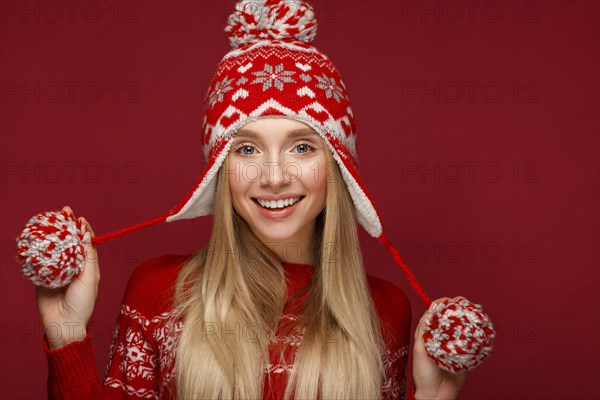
[257,197,301,209]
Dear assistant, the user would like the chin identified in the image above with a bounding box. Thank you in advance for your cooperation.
[253,225,300,243]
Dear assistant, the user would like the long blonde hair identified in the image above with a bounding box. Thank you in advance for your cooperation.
[169,143,387,399]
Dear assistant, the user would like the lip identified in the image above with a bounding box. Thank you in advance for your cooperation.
[252,196,305,220]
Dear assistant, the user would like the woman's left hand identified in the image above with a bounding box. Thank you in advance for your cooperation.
[412,296,470,400]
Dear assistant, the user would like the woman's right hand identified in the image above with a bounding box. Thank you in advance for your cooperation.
[35,205,101,350]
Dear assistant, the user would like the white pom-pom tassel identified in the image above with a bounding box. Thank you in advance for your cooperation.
[225,0,317,49]
[16,210,90,289]
[423,298,495,373]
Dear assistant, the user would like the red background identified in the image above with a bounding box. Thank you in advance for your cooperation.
[1,1,599,398]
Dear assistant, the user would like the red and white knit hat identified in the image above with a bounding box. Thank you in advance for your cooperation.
[16,0,495,373]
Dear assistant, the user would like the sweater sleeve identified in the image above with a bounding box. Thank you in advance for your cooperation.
[43,305,161,399]
[43,326,101,399]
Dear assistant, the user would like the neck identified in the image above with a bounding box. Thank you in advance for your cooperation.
[271,235,314,265]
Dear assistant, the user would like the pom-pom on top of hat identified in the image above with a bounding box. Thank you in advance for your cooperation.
[16,210,90,289]
[423,298,496,374]
[225,0,317,49]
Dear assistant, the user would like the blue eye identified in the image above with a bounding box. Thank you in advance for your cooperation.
[296,142,316,154]
[235,144,256,156]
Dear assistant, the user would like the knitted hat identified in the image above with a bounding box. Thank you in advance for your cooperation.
[16,0,494,373]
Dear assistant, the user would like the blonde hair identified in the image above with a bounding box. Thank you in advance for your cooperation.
[169,142,386,399]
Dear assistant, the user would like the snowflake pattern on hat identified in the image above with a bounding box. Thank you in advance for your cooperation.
[207,76,235,108]
[251,63,297,91]
[314,72,347,103]
[201,41,358,163]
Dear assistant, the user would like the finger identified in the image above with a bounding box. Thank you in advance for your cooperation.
[76,217,97,269]
[80,220,100,280]
[416,298,452,343]
[416,317,428,344]
[420,298,450,322]
[79,217,96,238]
[415,306,436,345]
[432,297,452,306]
[76,237,100,284]
[62,205,74,217]
[416,297,467,347]
[83,239,98,267]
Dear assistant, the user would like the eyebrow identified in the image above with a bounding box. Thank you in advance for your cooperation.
[234,128,317,140]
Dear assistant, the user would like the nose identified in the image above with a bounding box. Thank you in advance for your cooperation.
[260,156,291,190]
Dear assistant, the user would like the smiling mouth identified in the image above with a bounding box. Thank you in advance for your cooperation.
[252,196,305,210]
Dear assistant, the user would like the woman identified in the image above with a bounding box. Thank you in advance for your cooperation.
[38,118,467,399]
[37,1,469,398]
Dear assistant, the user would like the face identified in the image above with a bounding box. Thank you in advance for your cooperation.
[226,118,328,262]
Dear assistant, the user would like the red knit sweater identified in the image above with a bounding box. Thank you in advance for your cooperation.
[43,254,417,399]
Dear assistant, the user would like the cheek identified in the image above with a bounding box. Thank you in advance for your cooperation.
[226,160,247,204]
[298,158,328,195]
